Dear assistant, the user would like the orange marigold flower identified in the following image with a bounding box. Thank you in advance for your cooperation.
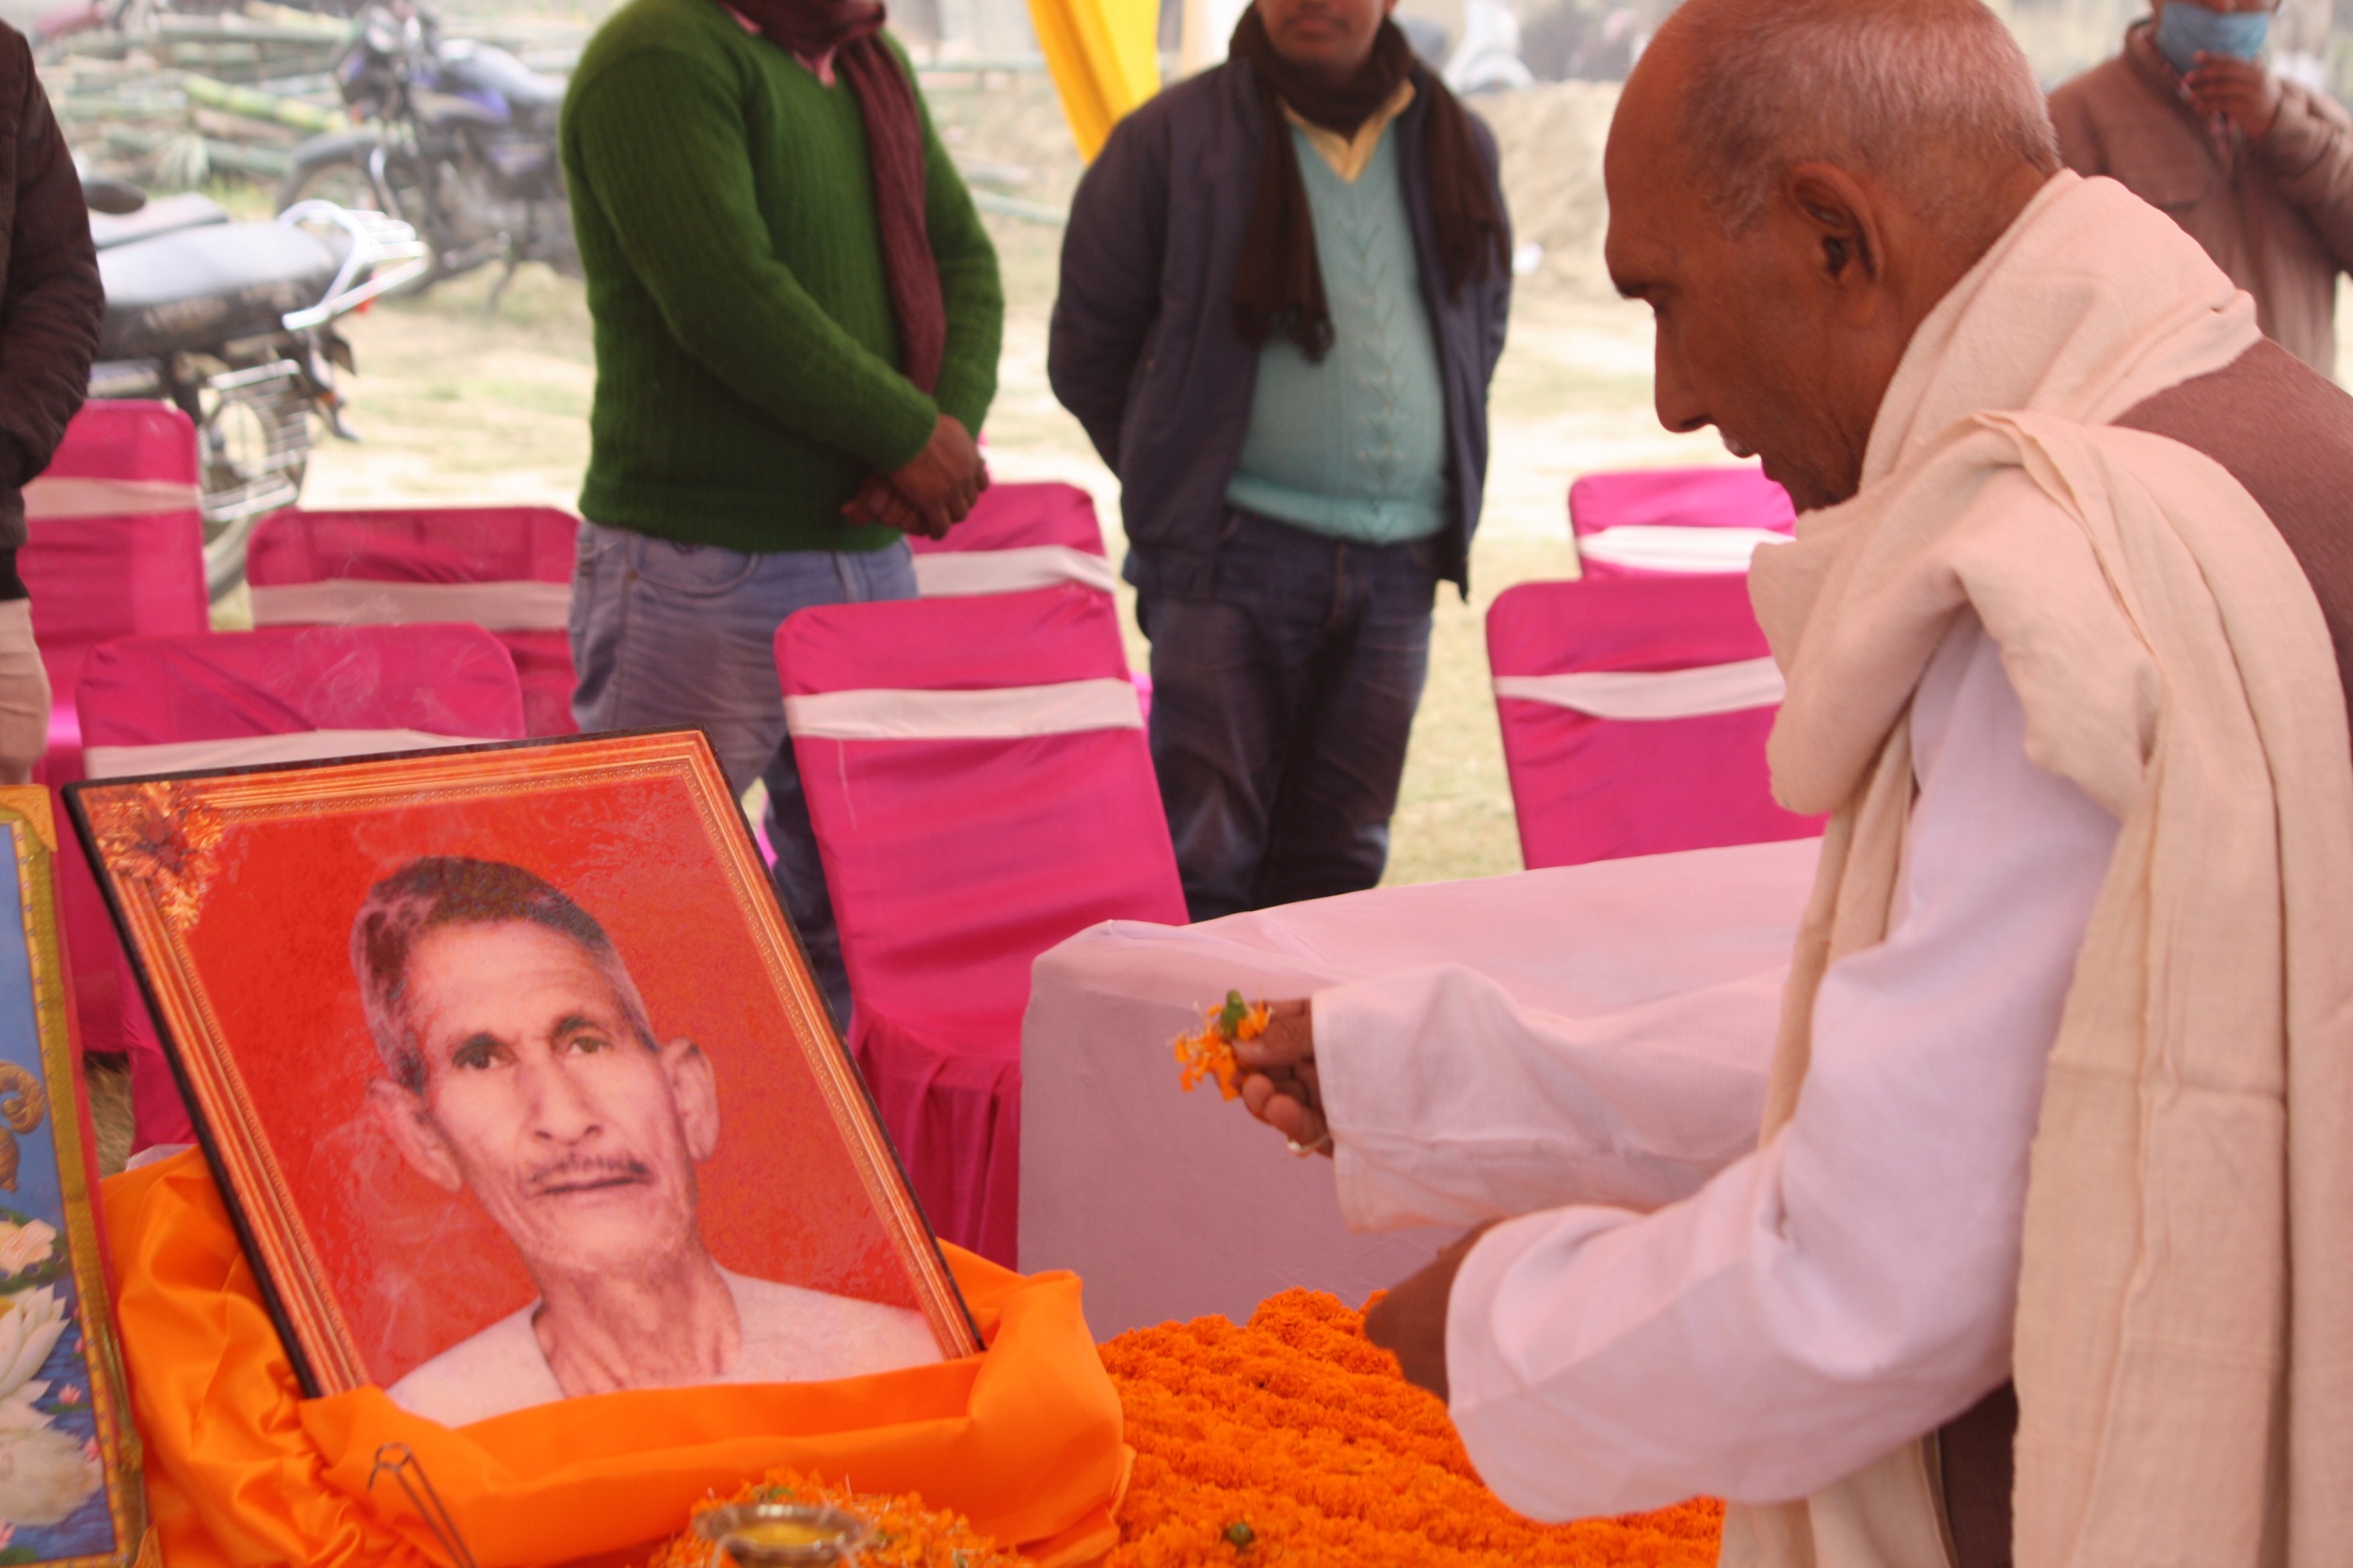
[1174,991,1272,1101]
[1100,1290,1724,1567]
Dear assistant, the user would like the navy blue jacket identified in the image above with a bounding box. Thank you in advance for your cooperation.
[1048,58,1511,598]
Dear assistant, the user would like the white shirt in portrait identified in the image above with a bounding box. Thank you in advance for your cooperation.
[384,1267,941,1426]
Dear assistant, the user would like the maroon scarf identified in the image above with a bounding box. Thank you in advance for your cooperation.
[726,0,946,393]
[1230,8,1505,361]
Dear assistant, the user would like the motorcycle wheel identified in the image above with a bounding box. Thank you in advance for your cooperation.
[277,148,439,297]
[189,364,313,602]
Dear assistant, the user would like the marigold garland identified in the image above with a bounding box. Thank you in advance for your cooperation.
[1099,1289,1723,1567]
[642,1469,1021,1568]
[1173,991,1270,1100]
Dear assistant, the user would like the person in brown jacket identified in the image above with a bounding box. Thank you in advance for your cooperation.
[0,24,100,784]
[2050,1,2353,376]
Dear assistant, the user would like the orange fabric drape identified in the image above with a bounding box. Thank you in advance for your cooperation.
[103,1151,1128,1568]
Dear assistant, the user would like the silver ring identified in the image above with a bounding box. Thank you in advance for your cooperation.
[1286,1131,1334,1158]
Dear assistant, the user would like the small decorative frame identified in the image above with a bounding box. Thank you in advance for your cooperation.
[69,733,977,1409]
[0,787,146,1564]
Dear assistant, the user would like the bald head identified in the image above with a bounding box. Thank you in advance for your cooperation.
[1603,0,2061,510]
[1657,0,2059,241]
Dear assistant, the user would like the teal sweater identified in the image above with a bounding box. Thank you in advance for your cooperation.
[562,0,1002,552]
[1225,126,1449,544]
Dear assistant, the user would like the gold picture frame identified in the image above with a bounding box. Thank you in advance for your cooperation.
[69,733,977,1410]
[0,788,145,1564]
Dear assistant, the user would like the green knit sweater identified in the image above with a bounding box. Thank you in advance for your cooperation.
[562,0,1002,552]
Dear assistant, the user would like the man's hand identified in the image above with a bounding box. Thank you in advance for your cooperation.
[2186,54,2283,139]
[1234,999,1328,1154]
[1364,1223,1497,1401]
[842,473,936,537]
[856,413,986,538]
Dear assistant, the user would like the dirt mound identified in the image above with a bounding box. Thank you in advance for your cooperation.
[1475,78,1619,296]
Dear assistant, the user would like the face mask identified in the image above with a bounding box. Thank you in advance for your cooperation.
[2154,3,2272,75]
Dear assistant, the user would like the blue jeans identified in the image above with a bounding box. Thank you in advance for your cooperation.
[568,521,917,1030]
[1138,510,1439,921]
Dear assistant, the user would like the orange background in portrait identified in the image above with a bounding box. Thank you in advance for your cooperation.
[168,772,923,1390]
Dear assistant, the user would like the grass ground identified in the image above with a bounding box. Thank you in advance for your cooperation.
[292,84,1725,890]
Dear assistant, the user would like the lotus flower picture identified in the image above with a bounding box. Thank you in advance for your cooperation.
[0,1288,98,1528]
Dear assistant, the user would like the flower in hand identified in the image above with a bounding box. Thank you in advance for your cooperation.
[1174,990,1269,1099]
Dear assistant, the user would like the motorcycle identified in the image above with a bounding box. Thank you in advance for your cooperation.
[88,179,431,600]
[277,2,572,306]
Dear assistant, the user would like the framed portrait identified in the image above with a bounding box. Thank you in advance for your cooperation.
[68,733,978,1423]
[0,789,145,1565]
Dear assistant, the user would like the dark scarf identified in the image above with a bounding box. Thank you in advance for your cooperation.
[1229,9,1505,361]
[725,0,946,393]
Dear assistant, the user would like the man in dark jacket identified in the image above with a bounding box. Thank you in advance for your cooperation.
[1050,0,1511,921]
[0,27,101,784]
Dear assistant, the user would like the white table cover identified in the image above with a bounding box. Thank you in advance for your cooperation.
[1018,835,1822,1337]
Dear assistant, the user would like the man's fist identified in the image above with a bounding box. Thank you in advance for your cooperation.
[1364,1223,1497,1401]
[2186,54,2283,139]
[1234,999,1329,1154]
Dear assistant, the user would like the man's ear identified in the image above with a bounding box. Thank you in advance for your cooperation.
[664,1038,720,1162]
[1784,163,1886,295]
[366,1078,466,1193]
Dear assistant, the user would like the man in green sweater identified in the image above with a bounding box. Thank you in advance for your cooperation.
[562,0,1001,1026]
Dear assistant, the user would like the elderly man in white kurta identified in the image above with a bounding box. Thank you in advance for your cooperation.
[1227,3,2353,1566]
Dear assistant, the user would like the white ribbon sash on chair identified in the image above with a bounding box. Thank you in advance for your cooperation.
[1492,656,1786,720]
[84,728,493,778]
[22,477,202,520]
[911,546,1119,598]
[247,580,572,632]
[1577,525,1790,575]
[783,678,1143,741]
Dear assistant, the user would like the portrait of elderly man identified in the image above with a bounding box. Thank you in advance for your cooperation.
[1222,2,2353,1566]
[352,856,938,1427]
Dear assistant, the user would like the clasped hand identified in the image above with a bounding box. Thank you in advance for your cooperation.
[842,413,987,540]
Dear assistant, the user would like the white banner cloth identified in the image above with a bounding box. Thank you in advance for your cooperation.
[22,477,201,520]
[1577,524,1787,574]
[913,546,1118,598]
[85,728,490,778]
[1493,657,1786,720]
[248,580,572,632]
[783,678,1142,741]
[1019,836,1820,1337]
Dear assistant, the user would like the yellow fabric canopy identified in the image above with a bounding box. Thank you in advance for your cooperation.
[1027,0,1161,159]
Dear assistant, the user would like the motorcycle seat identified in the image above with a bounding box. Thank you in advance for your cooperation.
[438,39,567,112]
[88,193,231,251]
[98,223,344,361]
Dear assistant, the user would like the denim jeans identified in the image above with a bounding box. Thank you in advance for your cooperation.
[568,521,917,1030]
[1138,510,1439,921]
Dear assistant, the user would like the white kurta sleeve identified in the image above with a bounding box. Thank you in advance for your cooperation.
[1439,615,2122,1518]
[1315,961,1787,1231]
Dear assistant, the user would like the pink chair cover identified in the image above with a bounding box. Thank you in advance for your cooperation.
[77,624,526,1149]
[1488,575,1824,869]
[907,481,1106,557]
[1566,463,1798,537]
[778,585,1184,1264]
[24,400,209,777]
[246,505,581,738]
[44,398,199,490]
[21,402,209,1067]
